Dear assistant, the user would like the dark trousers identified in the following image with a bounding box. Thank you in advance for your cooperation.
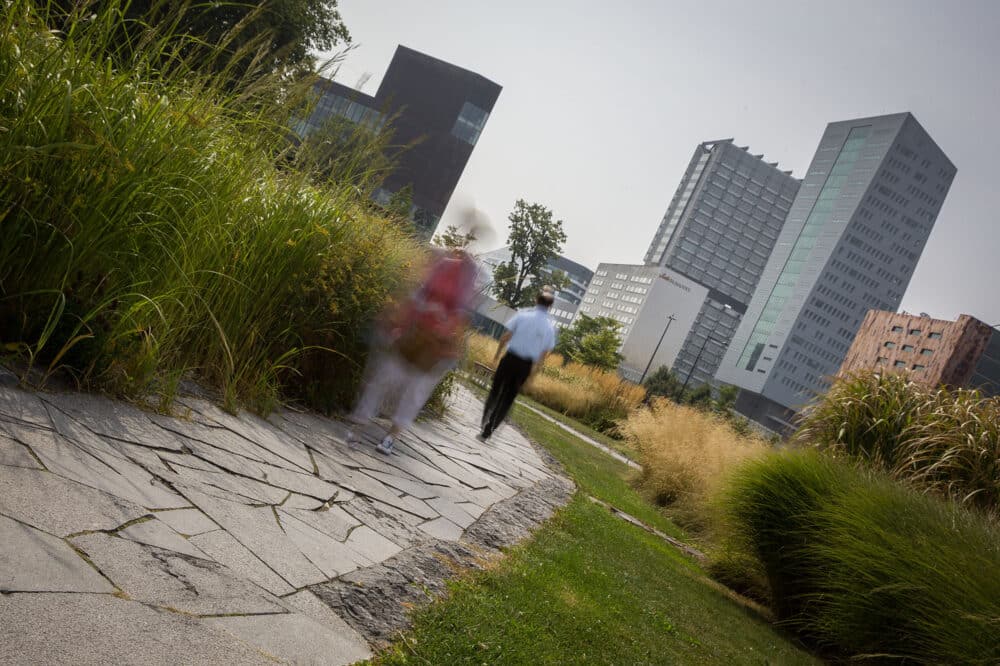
[482,352,533,434]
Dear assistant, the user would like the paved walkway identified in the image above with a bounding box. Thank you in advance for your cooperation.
[0,373,563,665]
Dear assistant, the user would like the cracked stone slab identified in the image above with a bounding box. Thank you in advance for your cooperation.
[205,612,372,666]
[70,533,284,616]
[153,508,219,536]
[418,516,465,541]
[0,514,113,593]
[0,465,147,537]
[0,432,42,469]
[41,392,186,452]
[119,518,209,559]
[0,593,276,665]
[0,385,52,429]
[341,499,429,549]
[283,492,325,510]
[186,529,294,596]
[280,505,361,543]
[344,525,403,563]
[277,509,370,577]
[183,488,326,589]
[425,497,480,529]
[170,465,288,505]
[281,589,372,659]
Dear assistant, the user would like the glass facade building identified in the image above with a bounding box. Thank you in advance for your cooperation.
[644,140,801,389]
[715,113,956,433]
[295,46,501,239]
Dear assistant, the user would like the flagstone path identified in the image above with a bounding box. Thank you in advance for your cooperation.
[0,370,572,665]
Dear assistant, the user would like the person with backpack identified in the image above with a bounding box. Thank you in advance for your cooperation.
[346,248,477,455]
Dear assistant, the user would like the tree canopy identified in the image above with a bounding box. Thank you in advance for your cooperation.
[555,314,624,370]
[491,200,567,308]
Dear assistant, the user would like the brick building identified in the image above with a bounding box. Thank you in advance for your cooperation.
[838,310,998,392]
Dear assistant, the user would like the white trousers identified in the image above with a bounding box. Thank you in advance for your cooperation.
[351,350,450,430]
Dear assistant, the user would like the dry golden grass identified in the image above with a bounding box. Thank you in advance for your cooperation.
[620,398,767,528]
[464,334,644,433]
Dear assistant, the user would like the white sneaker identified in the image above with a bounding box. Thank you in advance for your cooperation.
[375,435,395,455]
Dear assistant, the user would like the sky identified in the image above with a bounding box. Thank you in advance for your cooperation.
[320,0,1000,325]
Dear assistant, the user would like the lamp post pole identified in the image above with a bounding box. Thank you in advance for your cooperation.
[640,314,676,384]
[680,334,727,394]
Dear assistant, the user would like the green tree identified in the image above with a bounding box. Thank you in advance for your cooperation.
[555,314,623,370]
[384,185,414,222]
[433,224,477,249]
[492,199,567,308]
[644,366,685,402]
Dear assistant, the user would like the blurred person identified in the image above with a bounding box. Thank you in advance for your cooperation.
[479,288,556,441]
[347,246,477,454]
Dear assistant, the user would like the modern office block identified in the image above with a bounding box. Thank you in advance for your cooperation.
[644,140,801,389]
[294,46,501,239]
[577,263,708,382]
[839,311,995,392]
[476,247,593,328]
[715,113,956,432]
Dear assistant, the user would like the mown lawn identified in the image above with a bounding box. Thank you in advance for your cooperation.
[515,394,638,459]
[369,403,818,665]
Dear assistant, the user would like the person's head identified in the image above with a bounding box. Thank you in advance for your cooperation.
[536,288,555,308]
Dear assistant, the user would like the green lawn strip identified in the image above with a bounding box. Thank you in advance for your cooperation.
[508,403,685,541]
[515,394,637,458]
[372,495,818,665]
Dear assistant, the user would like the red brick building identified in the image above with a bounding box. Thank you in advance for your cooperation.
[838,311,996,390]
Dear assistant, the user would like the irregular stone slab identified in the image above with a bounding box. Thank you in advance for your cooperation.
[281,505,360,543]
[0,465,147,537]
[425,497,479,529]
[0,514,113,593]
[188,529,294,596]
[255,461,340,501]
[340,499,428,549]
[119,518,208,559]
[0,593,275,665]
[344,525,402,564]
[41,392,185,451]
[152,413,299,472]
[205,612,371,666]
[362,469,440,500]
[171,464,288,505]
[281,589,372,659]
[153,508,218,536]
[16,420,186,510]
[313,451,438,520]
[277,510,369,578]
[70,533,284,616]
[284,493,325,510]
[0,384,52,429]
[0,432,41,469]
[418,516,465,541]
[183,488,326,588]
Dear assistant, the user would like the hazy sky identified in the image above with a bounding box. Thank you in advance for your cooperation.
[321,0,1000,325]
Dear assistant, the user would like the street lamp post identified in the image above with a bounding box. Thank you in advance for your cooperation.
[680,333,727,394]
[640,314,676,384]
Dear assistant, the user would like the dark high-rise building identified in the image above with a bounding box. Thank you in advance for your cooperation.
[644,139,801,390]
[294,46,501,239]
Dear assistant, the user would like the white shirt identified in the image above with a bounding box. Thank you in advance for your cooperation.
[505,306,556,362]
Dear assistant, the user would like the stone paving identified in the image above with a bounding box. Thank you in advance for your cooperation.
[0,370,569,665]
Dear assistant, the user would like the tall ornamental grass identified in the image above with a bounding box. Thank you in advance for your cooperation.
[619,398,766,529]
[0,2,419,411]
[722,450,1000,663]
[795,371,1000,516]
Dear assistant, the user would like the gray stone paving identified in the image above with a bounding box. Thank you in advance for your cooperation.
[0,381,568,664]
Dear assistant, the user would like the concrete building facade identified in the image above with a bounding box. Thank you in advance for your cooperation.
[294,46,501,239]
[577,263,708,383]
[644,140,801,389]
[838,311,996,391]
[715,113,956,432]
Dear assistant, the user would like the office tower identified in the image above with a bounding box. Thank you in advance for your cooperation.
[838,310,999,394]
[294,46,501,239]
[715,113,956,432]
[577,264,708,382]
[644,140,801,389]
[476,248,593,328]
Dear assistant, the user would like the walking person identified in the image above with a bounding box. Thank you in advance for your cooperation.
[479,288,557,440]
[348,248,477,454]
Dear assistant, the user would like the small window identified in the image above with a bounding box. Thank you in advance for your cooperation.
[913,364,926,371]
[902,344,914,352]
[891,325,904,333]
[884,341,897,349]
[920,348,933,356]
[928,332,942,339]
[876,356,888,364]
[451,101,489,145]
[893,360,907,368]
[909,328,922,336]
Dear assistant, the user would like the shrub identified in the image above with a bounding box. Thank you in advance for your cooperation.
[0,1,419,412]
[795,371,1000,516]
[619,399,766,529]
[722,450,1000,663]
